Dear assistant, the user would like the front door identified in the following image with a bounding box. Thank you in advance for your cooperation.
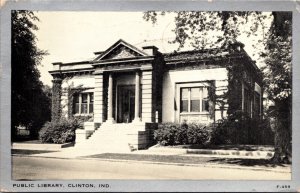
[117,85,135,123]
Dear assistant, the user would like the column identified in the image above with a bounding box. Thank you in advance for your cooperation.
[133,71,141,122]
[106,73,115,123]
[141,70,153,122]
[94,71,104,124]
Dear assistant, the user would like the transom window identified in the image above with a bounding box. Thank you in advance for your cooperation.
[180,87,209,113]
[73,93,94,115]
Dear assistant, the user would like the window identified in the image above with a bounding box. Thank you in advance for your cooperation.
[253,92,260,117]
[81,94,88,114]
[180,88,189,112]
[74,94,80,114]
[89,93,94,114]
[243,89,251,116]
[190,88,200,112]
[180,87,209,113]
[73,93,94,115]
[202,87,209,112]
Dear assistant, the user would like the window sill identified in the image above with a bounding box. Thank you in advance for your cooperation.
[73,114,93,116]
[180,112,210,115]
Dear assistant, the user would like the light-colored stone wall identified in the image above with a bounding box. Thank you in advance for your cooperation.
[61,74,95,88]
[60,74,95,119]
[162,68,228,123]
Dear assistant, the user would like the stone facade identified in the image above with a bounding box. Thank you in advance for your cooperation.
[49,39,263,151]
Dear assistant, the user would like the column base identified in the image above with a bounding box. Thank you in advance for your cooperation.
[104,118,115,125]
[132,118,141,124]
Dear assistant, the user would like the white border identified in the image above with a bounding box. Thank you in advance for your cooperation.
[1,1,299,192]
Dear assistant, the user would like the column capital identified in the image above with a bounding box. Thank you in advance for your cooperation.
[140,64,153,71]
[94,69,104,75]
[52,77,62,84]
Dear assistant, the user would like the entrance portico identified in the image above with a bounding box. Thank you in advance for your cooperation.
[92,39,161,126]
[104,71,141,124]
[68,39,163,150]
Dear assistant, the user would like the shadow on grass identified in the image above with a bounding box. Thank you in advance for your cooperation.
[85,153,213,164]
[85,153,290,168]
[12,149,57,155]
[184,144,274,151]
[208,158,287,167]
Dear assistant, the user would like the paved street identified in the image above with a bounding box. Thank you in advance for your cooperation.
[12,156,291,180]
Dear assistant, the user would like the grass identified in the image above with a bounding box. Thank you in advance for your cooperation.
[208,158,288,167]
[84,153,288,168]
[153,144,274,151]
[84,153,213,164]
[15,140,43,144]
[83,153,281,167]
[11,149,57,155]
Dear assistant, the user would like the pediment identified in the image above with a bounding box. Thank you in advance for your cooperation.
[94,39,148,61]
[102,44,142,60]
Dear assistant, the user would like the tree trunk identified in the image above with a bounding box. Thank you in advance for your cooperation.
[270,103,292,164]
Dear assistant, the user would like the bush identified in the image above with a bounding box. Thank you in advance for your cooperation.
[74,115,93,122]
[154,123,179,146]
[186,122,211,145]
[211,112,274,145]
[154,122,212,146]
[39,118,83,144]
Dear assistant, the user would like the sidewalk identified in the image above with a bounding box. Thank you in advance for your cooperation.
[11,142,291,173]
[12,148,291,174]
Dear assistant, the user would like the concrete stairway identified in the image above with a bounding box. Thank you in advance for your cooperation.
[75,123,147,153]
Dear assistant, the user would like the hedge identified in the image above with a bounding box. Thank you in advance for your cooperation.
[210,112,274,145]
[39,118,83,144]
[154,113,274,146]
[154,122,212,146]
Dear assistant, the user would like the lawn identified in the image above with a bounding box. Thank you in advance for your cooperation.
[83,153,285,167]
[152,144,274,151]
[85,153,213,164]
[11,149,57,155]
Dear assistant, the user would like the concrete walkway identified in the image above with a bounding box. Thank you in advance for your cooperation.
[12,143,291,174]
[12,149,290,174]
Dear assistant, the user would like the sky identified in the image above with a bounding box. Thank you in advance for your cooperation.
[34,12,271,86]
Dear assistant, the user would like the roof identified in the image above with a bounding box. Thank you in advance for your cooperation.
[163,46,259,72]
[49,40,259,75]
[163,48,231,63]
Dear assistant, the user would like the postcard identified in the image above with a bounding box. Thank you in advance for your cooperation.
[1,1,299,192]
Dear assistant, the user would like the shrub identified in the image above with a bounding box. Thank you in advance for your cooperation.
[74,115,93,123]
[154,123,179,146]
[186,122,212,145]
[211,112,274,145]
[39,118,83,144]
[154,122,212,146]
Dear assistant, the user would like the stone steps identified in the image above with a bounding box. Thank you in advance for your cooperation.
[74,122,154,152]
[75,123,145,152]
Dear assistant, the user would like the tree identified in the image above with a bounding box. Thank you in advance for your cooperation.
[144,11,292,163]
[262,12,292,163]
[11,10,50,141]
